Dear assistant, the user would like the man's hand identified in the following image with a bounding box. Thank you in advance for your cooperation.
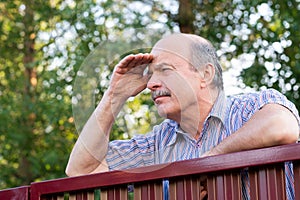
[108,53,153,101]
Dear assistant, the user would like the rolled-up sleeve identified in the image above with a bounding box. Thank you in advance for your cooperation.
[229,89,300,136]
[106,132,156,170]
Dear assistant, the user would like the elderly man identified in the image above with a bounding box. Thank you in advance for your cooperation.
[66,33,300,199]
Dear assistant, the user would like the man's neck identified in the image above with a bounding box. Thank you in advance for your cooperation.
[178,89,219,140]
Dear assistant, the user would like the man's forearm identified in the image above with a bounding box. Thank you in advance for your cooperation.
[66,90,126,176]
[205,104,299,156]
[66,53,153,176]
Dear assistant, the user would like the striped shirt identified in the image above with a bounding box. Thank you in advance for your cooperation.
[106,89,300,199]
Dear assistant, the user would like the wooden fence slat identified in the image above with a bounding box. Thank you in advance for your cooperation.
[224,172,241,200]
[107,188,115,200]
[184,178,192,200]
[207,175,216,200]
[176,179,185,200]
[100,189,108,200]
[149,184,155,199]
[169,178,184,200]
[250,165,286,200]
[233,172,242,200]
[193,176,202,200]
[184,177,201,200]
[249,169,259,199]
[141,184,149,200]
[266,165,286,200]
[102,188,115,200]
[134,181,163,200]
[278,165,286,199]
[69,193,76,200]
[41,194,65,200]
[118,186,128,200]
[189,176,202,200]
[216,175,224,199]
[207,171,242,200]
[224,174,232,200]
[208,171,241,200]
[169,176,204,200]
[169,180,176,200]
[258,169,268,199]
[68,190,95,200]
[100,186,128,200]
[154,182,163,200]
[133,185,141,200]
[57,194,65,200]
[250,166,286,200]
[54,193,65,200]
[266,167,277,199]
[294,161,300,200]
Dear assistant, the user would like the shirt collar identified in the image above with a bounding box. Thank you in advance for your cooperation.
[167,91,228,144]
[209,90,228,125]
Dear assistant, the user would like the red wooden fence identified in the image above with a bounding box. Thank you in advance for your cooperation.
[1,143,300,200]
[0,186,30,200]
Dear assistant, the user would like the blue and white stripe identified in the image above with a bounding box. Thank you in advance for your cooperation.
[106,89,300,199]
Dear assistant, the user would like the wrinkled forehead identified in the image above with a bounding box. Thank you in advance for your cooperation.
[151,34,193,59]
[151,33,208,58]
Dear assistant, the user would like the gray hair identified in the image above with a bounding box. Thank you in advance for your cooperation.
[191,41,224,91]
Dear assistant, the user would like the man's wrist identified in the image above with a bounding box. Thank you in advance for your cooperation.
[106,87,129,103]
[202,146,223,157]
[95,89,127,119]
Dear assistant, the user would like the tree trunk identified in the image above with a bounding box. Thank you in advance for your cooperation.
[177,0,195,33]
[19,0,36,185]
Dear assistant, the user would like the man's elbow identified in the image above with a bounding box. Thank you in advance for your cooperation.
[65,158,85,177]
[65,162,79,177]
[279,125,299,144]
[278,128,299,145]
[65,158,109,177]
[273,110,299,145]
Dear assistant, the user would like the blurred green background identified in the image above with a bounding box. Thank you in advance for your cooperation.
[0,0,299,189]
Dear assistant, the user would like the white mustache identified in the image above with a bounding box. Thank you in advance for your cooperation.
[151,90,171,101]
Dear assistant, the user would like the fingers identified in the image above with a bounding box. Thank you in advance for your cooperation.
[200,177,208,200]
[115,53,153,74]
[200,190,208,200]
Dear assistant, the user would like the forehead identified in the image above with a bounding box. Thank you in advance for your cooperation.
[152,50,187,63]
[151,35,193,60]
[149,34,211,71]
[148,51,188,71]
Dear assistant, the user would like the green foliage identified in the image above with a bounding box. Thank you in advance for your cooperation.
[0,0,80,187]
[239,0,300,107]
[0,0,168,188]
[0,0,299,189]
[175,0,300,109]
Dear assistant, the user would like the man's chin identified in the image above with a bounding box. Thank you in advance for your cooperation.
[157,109,167,118]
[157,109,177,121]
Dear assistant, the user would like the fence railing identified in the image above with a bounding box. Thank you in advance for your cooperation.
[1,143,300,200]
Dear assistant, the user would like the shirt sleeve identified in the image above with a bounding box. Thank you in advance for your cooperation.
[241,89,300,129]
[106,131,156,170]
[259,89,299,123]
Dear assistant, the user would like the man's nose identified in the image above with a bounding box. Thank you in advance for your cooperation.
[147,74,162,91]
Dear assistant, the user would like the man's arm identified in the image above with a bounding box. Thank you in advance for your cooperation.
[65,53,153,176]
[204,104,299,156]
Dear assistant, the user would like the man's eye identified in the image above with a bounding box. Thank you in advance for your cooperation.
[162,67,171,71]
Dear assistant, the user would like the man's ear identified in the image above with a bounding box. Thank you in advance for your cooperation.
[199,63,215,88]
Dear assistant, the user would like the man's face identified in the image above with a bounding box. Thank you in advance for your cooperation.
[147,50,202,121]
